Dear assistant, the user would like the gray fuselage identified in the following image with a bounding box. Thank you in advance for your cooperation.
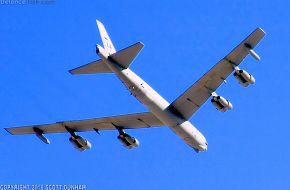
[99,50,208,152]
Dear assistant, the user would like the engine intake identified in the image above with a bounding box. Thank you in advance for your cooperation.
[233,69,255,87]
[211,95,233,112]
[69,135,92,152]
[117,133,140,149]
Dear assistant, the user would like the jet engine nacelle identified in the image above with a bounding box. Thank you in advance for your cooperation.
[117,133,140,149]
[211,95,233,112]
[69,135,92,152]
[233,69,255,87]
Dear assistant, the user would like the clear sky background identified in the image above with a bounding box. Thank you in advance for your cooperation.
[0,1,289,189]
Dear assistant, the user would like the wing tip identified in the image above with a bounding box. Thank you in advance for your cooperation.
[68,64,90,75]
[138,42,145,49]
[256,27,266,35]
[138,41,144,46]
[68,69,76,75]
[4,128,14,135]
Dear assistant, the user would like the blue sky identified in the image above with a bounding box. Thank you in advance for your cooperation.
[0,1,289,189]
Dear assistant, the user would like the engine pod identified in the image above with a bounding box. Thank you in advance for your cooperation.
[233,69,255,87]
[69,135,92,152]
[117,133,139,149]
[211,96,233,112]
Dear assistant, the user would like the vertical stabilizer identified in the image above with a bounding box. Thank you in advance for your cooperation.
[96,20,116,55]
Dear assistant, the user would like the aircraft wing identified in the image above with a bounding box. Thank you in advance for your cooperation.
[5,112,164,135]
[169,28,266,120]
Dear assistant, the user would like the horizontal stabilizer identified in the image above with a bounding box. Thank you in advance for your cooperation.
[109,42,144,69]
[69,59,112,74]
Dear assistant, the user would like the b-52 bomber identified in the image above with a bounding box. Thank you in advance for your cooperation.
[5,20,265,152]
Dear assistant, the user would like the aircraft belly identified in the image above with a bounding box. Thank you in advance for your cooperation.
[105,61,205,149]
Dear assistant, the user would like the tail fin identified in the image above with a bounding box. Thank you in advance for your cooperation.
[69,42,144,74]
[96,20,116,55]
[69,20,144,75]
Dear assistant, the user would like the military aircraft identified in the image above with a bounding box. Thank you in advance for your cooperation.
[5,20,265,152]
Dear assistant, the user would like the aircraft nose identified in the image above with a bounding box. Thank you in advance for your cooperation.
[199,142,208,151]
[204,142,208,150]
